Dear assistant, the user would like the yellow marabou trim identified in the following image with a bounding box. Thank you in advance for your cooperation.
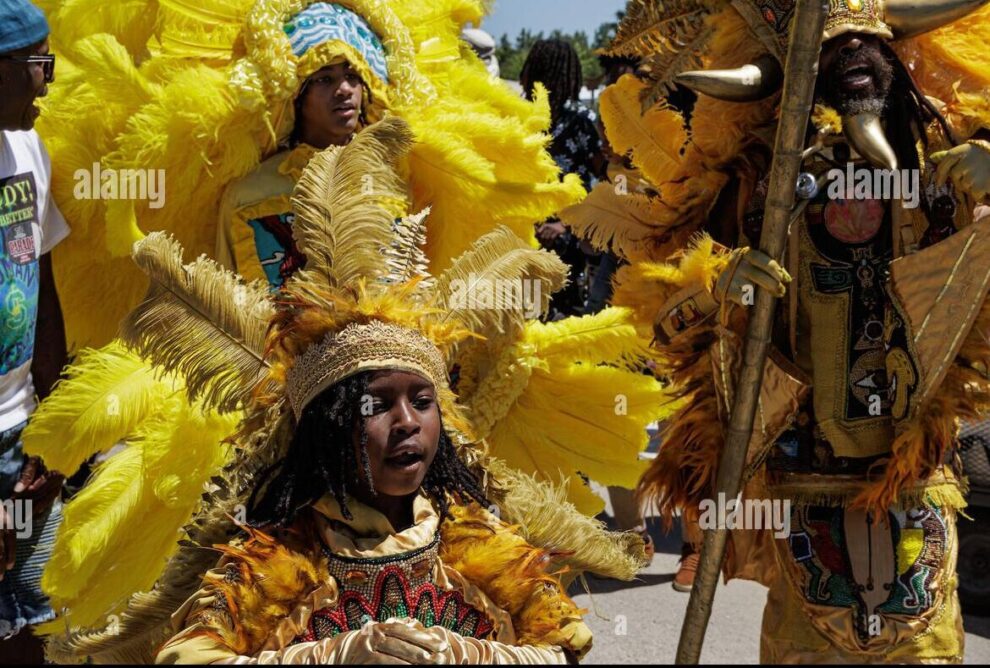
[458,341,537,440]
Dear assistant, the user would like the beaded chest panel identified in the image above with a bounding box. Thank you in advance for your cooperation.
[294,530,495,643]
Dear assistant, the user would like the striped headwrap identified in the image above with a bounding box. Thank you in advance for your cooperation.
[284,2,388,85]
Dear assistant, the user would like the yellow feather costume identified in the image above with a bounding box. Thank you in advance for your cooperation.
[23,0,665,646]
[31,117,664,663]
[34,0,585,349]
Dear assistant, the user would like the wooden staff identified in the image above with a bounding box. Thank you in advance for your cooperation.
[674,0,829,662]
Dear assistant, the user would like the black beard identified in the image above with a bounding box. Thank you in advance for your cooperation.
[820,44,895,117]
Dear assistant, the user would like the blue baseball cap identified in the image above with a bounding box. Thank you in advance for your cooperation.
[0,0,49,55]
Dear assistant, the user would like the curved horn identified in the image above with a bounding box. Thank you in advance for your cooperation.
[843,112,898,171]
[674,55,783,102]
[885,0,990,38]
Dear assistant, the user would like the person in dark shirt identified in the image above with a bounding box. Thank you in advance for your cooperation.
[520,39,603,319]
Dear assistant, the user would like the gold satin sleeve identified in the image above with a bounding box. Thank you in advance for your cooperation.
[154,560,343,665]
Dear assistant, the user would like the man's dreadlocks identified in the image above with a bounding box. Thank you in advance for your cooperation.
[520,38,583,124]
[248,371,488,527]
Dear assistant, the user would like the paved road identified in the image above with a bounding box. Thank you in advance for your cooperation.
[566,511,990,664]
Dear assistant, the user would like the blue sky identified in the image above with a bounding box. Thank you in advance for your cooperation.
[478,0,627,41]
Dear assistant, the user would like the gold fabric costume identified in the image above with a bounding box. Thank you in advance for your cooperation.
[156,495,588,665]
[560,0,990,661]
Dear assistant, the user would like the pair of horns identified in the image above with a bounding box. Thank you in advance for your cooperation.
[675,0,988,102]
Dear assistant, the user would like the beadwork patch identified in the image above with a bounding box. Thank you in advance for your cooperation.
[296,566,495,642]
[785,503,948,639]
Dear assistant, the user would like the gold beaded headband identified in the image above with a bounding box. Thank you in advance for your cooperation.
[285,320,450,417]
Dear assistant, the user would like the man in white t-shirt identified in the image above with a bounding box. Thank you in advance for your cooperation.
[0,0,69,660]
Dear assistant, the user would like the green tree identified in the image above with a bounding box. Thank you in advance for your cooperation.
[493,10,625,85]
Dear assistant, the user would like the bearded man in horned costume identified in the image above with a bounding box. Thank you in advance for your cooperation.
[562,0,990,662]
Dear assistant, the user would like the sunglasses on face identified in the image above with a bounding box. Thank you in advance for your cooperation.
[0,54,55,83]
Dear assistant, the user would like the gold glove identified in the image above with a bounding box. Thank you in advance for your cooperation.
[220,620,451,665]
[404,622,572,665]
[931,139,990,202]
[713,247,790,307]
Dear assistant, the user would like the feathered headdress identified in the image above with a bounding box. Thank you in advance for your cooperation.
[34,0,586,349]
[568,0,990,313]
[29,117,670,661]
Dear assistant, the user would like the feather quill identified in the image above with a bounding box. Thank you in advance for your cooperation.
[599,75,691,187]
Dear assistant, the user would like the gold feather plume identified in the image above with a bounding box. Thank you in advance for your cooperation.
[638,24,714,111]
[486,459,647,581]
[435,226,568,341]
[122,233,274,413]
[45,406,293,664]
[290,117,414,289]
[606,0,718,57]
[21,342,178,476]
[457,308,673,516]
[559,181,695,263]
[605,0,723,112]
[599,75,692,188]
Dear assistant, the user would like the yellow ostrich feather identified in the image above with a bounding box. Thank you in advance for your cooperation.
[392,0,487,55]
[35,0,160,57]
[406,81,587,274]
[36,398,239,632]
[38,0,580,351]
[893,4,990,139]
[559,181,697,263]
[486,460,646,581]
[468,309,673,516]
[600,74,691,188]
[290,118,414,287]
[21,342,178,476]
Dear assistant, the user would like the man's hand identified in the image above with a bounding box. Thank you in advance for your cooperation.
[13,456,63,513]
[537,221,567,244]
[931,141,990,202]
[714,247,790,307]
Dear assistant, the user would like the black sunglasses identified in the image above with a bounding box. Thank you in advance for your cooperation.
[0,54,55,83]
